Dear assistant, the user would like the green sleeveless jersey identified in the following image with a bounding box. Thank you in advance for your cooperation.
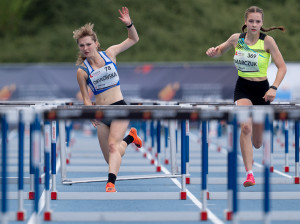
[234,32,271,78]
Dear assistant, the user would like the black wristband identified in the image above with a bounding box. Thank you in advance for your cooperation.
[126,21,133,28]
[270,85,277,90]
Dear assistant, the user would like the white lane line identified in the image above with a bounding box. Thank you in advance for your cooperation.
[140,145,224,224]
[27,156,61,224]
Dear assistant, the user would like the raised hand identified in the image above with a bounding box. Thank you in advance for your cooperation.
[118,7,132,26]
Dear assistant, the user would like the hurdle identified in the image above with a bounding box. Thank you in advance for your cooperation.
[39,103,230,222]
[2,102,300,223]
[0,100,74,223]
[53,106,185,187]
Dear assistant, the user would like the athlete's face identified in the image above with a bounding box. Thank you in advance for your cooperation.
[78,36,99,57]
[245,12,263,34]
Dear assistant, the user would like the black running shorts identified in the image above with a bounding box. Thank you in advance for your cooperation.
[234,77,270,105]
[100,100,127,127]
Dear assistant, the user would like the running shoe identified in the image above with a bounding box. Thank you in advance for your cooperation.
[106,182,116,192]
[129,128,143,148]
[243,173,255,187]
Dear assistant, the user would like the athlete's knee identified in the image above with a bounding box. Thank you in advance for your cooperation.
[240,123,252,136]
[108,143,119,154]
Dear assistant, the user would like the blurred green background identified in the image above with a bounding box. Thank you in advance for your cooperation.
[0,0,299,63]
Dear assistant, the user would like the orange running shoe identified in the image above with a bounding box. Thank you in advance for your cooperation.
[106,182,116,192]
[243,173,255,187]
[129,128,143,148]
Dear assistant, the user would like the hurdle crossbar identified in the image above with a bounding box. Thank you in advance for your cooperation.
[62,174,182,185]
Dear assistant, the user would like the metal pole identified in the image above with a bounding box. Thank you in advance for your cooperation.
[44,121,51,212]
[185,120,190,184]
[263,114,271,224]
[18,111,25,219]
[295,121,299,183]
[1,114,8,224]
[51,121,57,194]
[59,120,67,181]
[180,120,186,199]
[169,120,178,175]
[232,115,238,224]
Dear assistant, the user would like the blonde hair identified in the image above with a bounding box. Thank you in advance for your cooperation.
[73,23,101,65]
[241,6,286,33]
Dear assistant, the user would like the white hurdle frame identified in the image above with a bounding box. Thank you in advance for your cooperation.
[58,119,181,185]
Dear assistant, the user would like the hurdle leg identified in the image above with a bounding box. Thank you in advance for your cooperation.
[185,120,190,184]
[200,121,208,220]
[51,121,58,199]
[164,122,169,164]
[150,121,155,163]
[156,120,161,172]
[1,114,8,224]
[225,123,233,220]
[29,122,35,200]
[169,120,178,175]
[142,121,147,152]
[65,120,72,164]
[263,113,272,224]
[295,121,299,184]
[44,121,52,221]
[59,120,68,182]
[217,121,222,152]
[33,114,41,222]
[180,120,187,200]
[232,113,239,224]
[270,121,274,173]
[284,121,289,172]
[17,111,26,221]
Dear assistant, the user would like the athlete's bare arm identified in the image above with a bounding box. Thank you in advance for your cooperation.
[106,7,139,62]
[206,33,239,57]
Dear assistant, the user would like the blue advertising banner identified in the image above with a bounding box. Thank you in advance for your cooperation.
[0,63,237,102]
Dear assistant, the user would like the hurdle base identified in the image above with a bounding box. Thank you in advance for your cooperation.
[150,159,155,164]
[207,191,210,200]
[295,177,300,184]
[270,166,274,172]
[200,211,208,221]
[284,166,289,173]
[17,211,26,221]
[164,159,169,165]
[224,210,232,221]
[143,153,147,158]
[29,192,35,200]
[180,191,187,200]
[217,146,221,152]
[66,158,70,165]
[51,191,58,200]
[156,166,161,172]
[186,177,190,184]
[44,211,52,221]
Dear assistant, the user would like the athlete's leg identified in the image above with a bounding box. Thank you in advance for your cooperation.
[236,98,253,172]
[97,123,110,163]
[252,123,264,149]
[107,120,130,176]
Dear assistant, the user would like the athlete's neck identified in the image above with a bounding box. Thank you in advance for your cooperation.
[87,52,101,66]
[245,32,260,45]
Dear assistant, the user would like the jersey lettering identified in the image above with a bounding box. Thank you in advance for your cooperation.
[234,50,259,72]
[89,64,119,91]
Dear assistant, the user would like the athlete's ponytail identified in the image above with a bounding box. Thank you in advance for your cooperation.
[241,6,286,33]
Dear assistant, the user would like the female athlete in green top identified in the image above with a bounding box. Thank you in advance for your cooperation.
[206,6,287,187]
